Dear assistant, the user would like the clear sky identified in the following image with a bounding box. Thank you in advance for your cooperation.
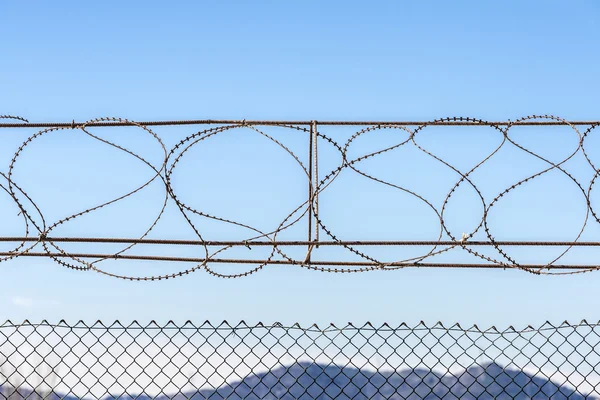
[1,0,600,329]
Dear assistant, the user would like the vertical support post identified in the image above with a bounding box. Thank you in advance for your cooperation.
[307,123,314,250]
[305,121,319,264]
[312,120,319,246]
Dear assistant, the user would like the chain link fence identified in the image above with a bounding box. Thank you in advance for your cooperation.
[0,320,599,399]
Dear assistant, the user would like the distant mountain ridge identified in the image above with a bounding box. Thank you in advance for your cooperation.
[2,361,595,399]
[162,361,595,400]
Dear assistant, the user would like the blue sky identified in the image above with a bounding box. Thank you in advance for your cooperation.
[1,1,600,329]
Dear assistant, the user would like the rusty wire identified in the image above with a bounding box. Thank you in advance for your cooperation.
[2,118,600,128]
[1,114,600,279]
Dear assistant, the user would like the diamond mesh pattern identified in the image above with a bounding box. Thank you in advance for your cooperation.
[0,320,599,399]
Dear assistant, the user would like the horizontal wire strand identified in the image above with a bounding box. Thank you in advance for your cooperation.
[0,119,600,128]
[1,251,595,270]
[0,237,599,246]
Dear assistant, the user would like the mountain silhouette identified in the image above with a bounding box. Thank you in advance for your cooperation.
[161,361,595,400]
[1,361,595,399]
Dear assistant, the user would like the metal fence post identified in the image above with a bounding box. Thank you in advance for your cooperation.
[312,120,319,246]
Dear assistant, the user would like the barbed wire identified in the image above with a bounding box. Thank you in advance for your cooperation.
[1,114,599,280]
